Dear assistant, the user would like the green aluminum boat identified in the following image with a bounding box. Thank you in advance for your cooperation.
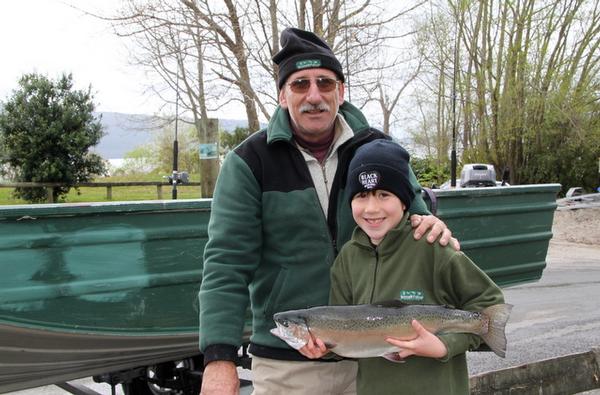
[0,184,560,394]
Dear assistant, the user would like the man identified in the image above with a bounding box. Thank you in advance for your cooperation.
[199,27,458,395]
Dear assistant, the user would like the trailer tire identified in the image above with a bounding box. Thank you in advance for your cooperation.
[122,378,154,395]
[121,357,201,395]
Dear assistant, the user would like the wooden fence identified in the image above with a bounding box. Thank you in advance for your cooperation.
[0,181,202,203]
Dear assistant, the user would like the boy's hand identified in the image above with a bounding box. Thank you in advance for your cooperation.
[410,214,460,251]
[385,319,448,360]
[298,335,329,359]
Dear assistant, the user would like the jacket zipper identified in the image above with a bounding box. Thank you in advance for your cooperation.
[321,162,330,203]
[320,162,339,253]
[369,248,380,303]
[319,161,338,253]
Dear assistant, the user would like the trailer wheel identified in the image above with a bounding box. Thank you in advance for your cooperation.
[121,357,201,395]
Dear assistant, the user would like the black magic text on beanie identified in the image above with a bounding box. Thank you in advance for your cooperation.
[272,27,345,89]
[347,140,415,209]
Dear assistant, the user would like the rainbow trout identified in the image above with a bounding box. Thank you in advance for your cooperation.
[271,301,512,361]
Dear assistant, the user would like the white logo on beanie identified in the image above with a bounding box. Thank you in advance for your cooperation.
[358,171,380,190]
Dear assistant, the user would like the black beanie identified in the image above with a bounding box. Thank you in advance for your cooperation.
[347,139,415,209]
[273,27,345,89]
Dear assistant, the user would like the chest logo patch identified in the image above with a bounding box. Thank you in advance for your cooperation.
[399,290,424,301]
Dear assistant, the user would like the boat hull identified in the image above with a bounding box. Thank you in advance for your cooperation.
[0,323,198,392]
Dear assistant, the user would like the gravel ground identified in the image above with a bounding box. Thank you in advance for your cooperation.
[552,207,600,245]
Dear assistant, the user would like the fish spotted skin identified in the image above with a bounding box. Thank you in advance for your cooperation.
[271,301,512,359]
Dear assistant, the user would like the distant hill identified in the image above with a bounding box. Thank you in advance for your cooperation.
[93,112,255,159]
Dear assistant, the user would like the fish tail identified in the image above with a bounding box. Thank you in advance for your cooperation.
[479,303,513,358]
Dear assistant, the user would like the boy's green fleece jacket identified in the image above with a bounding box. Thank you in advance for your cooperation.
[330,214,505,394]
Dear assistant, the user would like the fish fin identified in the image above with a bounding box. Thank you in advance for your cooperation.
[324,341,337,349]
[382,352,406,363]
[372,300,410,308]
[479,303,513,358]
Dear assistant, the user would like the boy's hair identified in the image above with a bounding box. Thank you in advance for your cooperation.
[347,139,415,209]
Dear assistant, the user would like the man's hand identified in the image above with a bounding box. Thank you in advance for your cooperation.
[200,360,239,395]
[298,335,329,359]
[410,214,460,251]
[385,319,448,360]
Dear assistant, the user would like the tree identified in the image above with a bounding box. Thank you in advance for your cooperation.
[0,73,106,203]
[112,145,160,176]
[106,1,220,196]
[411,156,451,189]
[101,0,426,131]
[412,0,600,192]
[220,126,252,153]
[124,123,253,175]
[151,123,201,176]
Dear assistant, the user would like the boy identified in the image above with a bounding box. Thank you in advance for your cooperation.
[300,139,506,394]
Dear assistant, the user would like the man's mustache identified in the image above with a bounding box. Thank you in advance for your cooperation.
[299,103,330,113]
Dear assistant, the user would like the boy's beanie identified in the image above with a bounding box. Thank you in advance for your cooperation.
[272,27,345,89]
[347,139,414,209]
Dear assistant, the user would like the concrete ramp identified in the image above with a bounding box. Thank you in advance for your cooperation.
[470,347,600,394]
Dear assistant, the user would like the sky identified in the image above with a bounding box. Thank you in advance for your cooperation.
[0,0,165,116]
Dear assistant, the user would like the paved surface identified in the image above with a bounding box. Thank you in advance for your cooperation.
[466,240,600,377]
[7,378,119,395]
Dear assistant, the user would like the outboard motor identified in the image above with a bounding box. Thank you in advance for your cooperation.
[460,164,497,188]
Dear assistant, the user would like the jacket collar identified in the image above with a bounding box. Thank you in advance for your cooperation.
[352,212,412,254]
[266,101,370,145]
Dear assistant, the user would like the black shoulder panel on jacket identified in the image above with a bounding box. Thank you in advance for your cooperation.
[233,130,314,192]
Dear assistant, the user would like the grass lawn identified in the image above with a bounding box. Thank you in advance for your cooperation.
[0,174,204,205]
[0,188,27,205]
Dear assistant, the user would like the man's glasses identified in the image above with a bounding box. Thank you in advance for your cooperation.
[287,77,339,93]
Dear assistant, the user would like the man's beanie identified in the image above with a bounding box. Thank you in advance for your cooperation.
[272,27,345,89]
[347,139,415,209]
